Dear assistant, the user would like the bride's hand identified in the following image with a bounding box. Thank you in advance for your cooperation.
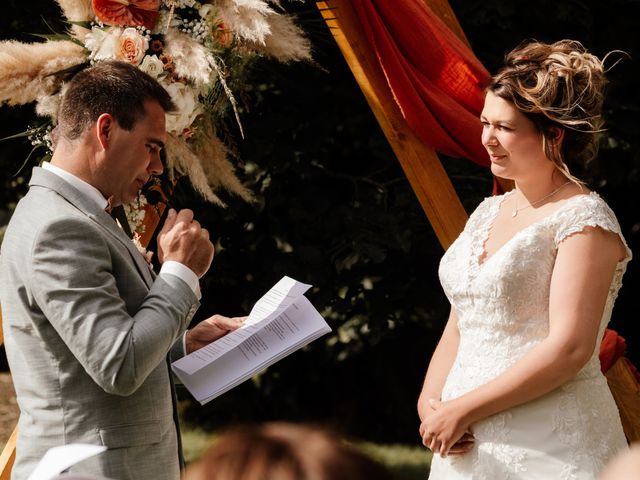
[447,432,475,455]
[420,398,472,457]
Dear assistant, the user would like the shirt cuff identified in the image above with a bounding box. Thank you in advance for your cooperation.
[160,261,201,300]
[182,331,188,357]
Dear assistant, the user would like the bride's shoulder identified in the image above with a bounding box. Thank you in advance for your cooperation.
[552,190,625,247]
[556,190,617,219]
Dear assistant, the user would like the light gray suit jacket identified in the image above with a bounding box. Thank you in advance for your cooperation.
[0,168,200,480]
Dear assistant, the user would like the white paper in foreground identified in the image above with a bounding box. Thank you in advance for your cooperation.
[172,277,331,404]
[27,444,107,480]
[172,276,312,375]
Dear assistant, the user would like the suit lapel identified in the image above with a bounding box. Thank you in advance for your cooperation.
[28,168,155,288]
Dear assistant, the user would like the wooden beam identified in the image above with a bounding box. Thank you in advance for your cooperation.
[317,0,468,248]
[0,307,15,479]
[0,427,16,480]
[606,357,640,442]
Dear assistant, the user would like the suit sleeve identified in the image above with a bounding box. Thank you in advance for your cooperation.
[29,217,200,396]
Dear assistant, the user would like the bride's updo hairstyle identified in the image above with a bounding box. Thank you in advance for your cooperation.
[488,39,607,181]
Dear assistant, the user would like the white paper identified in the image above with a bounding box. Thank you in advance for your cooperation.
[172,276,311,375]
[172,277,330,404]
[28,444,107,480]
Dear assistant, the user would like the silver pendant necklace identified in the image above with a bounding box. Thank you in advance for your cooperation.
[512,181,572,218]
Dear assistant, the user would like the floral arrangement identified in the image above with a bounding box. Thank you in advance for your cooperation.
[0,0,311,233]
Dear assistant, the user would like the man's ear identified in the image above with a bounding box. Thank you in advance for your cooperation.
[96,113,115,150]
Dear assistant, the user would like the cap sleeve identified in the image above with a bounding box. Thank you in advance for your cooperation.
[553,193,632,262]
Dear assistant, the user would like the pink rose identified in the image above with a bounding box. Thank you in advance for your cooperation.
[116,28,149,65]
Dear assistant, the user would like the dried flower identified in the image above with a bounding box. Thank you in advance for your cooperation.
[132,232,154,265]
[149,38,164,53]
[92,0,160,30]
[1,0,312,212]
[212,22,233,47]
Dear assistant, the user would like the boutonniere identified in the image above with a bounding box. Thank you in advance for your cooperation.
[132,232,154,266]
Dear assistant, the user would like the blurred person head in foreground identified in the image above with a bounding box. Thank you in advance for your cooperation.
[184,422,392,480]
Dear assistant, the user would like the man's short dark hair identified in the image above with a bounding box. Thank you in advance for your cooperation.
[57,60,176,140]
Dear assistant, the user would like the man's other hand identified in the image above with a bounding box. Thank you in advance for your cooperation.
[186,315,247,354]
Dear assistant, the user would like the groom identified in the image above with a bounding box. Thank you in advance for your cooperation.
[0,61,242,479]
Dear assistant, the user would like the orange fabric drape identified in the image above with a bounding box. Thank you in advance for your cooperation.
[350,0,491,165]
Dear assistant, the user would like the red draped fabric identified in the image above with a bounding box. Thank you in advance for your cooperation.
[601,329,640,381]
[350,0,491,165]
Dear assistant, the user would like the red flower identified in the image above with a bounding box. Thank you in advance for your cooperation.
[92,0,160,30]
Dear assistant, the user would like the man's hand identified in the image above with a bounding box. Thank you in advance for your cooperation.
[185,314,247,354]
[157,209,214,278]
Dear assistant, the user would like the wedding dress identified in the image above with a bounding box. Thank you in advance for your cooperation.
[429,191,631,480]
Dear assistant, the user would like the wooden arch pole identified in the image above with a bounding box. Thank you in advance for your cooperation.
[0,309,17,480]
[316,0,470,249]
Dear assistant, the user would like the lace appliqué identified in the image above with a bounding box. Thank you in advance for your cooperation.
[474,412,527,480]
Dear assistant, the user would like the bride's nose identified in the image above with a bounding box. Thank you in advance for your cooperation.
[482,126,499,147]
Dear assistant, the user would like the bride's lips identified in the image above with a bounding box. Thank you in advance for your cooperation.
[488,153,507,163]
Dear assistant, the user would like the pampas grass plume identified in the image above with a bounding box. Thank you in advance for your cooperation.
[56,0,94,39]
[217,0,275,45]
[248,13,312,62]
[164,29,213,86]
[0,40,86,106]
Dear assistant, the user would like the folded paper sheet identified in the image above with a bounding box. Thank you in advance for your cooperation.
[172,276,331,404]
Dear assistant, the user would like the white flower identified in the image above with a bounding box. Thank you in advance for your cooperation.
[83,26,108,53]
[87,27,122,61]
[139,54,165,78]
[199,4,216,20]
[116,27,149,65]
[164,81,202,133]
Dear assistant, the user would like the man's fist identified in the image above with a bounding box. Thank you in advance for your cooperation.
[157,209,214,278]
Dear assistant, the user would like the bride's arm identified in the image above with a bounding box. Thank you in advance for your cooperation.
[422,226,625,457]
[417,308,460,431]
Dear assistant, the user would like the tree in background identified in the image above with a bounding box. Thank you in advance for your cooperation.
[1,0,638,444]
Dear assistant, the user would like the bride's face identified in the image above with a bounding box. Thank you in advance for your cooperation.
[480,91,552,181]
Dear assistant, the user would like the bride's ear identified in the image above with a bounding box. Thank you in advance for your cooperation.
[547,127,565,147]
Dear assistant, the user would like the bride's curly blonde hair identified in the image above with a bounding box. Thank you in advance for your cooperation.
[488,39,609,182]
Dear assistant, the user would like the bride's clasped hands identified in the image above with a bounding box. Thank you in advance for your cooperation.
[419,398,475,457]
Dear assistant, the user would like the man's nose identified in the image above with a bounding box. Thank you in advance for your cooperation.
[149,152,164,176]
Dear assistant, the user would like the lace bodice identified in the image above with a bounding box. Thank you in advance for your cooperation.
[430,191,631,480]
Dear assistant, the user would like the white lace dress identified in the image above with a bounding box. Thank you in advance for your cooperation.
[429,191,631,480]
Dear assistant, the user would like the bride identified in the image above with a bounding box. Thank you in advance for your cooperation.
[418,39,631,479]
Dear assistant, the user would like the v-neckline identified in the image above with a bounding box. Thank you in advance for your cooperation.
[476,191,594,269]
